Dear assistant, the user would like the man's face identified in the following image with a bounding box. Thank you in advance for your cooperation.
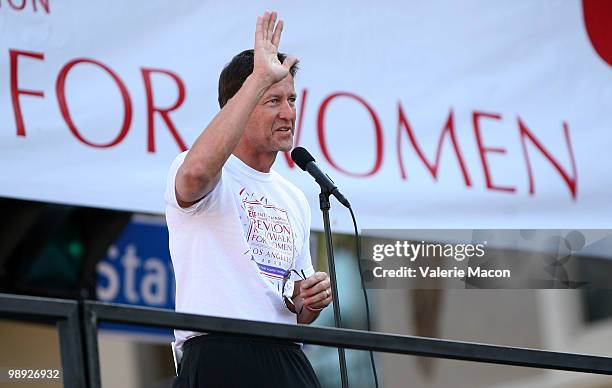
[243,75,297,154]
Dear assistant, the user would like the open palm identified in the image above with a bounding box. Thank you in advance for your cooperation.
[254,11,297,86]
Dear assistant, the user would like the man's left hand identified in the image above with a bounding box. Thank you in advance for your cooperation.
[299,271,332,311]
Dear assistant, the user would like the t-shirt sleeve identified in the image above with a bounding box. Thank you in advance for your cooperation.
[294,193,315,278]
[164,151,221,214]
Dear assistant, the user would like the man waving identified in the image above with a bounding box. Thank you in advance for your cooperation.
[166,11,331,388]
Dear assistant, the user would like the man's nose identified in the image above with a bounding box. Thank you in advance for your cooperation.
[279,100,295,120]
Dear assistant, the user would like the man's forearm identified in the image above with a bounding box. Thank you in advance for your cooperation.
[293,294,324,324]
[297,307,321,324]
[177,75,271,203]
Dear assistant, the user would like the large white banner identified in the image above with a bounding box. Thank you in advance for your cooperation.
[1,1,611,232]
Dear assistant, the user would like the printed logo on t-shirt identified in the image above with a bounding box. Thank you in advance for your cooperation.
[238,187,298,285]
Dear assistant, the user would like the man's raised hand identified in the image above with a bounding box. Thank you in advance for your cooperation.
[253,11,298,87]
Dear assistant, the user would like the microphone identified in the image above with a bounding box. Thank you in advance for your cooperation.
[290,147,351,208]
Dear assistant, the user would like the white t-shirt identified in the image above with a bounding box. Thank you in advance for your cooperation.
[164,151,315,355]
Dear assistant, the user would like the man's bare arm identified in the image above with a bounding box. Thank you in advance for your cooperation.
[175,11,298,207]
[175,75,268,207]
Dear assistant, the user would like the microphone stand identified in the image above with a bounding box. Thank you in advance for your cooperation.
[319,190,349,388]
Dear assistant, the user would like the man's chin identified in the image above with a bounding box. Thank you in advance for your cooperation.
[275,139,294,153]
[277,145,293,153]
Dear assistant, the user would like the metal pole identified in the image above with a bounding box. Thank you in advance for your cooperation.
[319,191,350,388]
[81,302,102,388]
[57,305,87,388]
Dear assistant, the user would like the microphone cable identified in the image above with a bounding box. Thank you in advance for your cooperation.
[348,206,379,388]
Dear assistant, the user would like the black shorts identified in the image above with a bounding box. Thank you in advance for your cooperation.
[172,333,322,388]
